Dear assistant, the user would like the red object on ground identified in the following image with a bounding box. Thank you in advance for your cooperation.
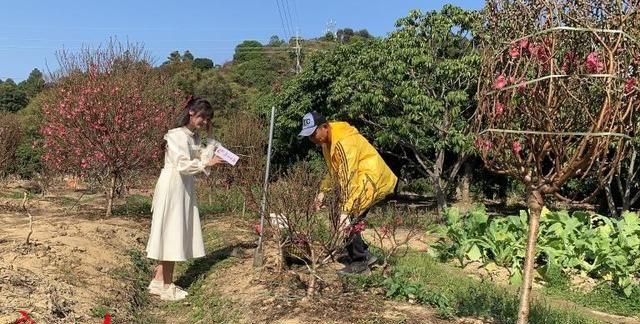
[16,311,36,324]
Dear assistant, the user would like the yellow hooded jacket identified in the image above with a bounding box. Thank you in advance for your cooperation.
[320,122,398,216]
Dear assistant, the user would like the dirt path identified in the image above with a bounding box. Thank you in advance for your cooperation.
[0,187,150,324]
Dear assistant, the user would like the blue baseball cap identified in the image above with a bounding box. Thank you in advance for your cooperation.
[298,112,327,137]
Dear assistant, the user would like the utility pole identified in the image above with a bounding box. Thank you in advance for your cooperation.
[294,29,302,74]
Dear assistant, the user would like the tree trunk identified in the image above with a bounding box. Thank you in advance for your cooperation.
[461,162,472,206]
[604,182,618,217]
[306,266,318,297]
[434,180,447,214]
[106,173,117,218]
[432,151,447,214]
[22,192,34,245]
[623,150,636,211]
[517,190,544,324]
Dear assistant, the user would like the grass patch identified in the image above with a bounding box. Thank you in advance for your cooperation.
[111,193,232,218]
[198,202,227,216]
[146,227,242,323]
[198,187,253,219]
[396,253,600,323]
[112,194,153,217]
[543,272,640,317]
[89,304,112,319]
[55,196,83,206]
[351,252,603,324]
[0,190,27,199]
[103,248,160,323]
[170,257,240,323]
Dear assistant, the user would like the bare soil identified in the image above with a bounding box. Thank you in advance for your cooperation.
[0,182,149,323]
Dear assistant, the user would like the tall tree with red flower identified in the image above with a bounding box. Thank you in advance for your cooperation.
[474,1,639,322]
[41,40,182,216]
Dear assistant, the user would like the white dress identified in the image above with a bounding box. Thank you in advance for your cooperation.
[146,126,217,261]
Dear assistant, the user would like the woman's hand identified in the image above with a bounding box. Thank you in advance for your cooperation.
[205,156,225,167]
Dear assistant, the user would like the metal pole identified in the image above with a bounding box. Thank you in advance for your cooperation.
[253,106,276,267]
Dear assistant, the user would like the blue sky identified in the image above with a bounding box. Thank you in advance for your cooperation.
[0,0,483,81]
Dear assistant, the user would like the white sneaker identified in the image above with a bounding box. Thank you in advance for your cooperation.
[160,284,189,301]
[148,279,164,295]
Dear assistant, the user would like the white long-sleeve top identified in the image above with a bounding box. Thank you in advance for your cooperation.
[163,127,208,175]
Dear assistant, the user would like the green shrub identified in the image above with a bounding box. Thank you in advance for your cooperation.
[11,140,43,178]
[112,195,152,217]
[433,206,640,297]
[0,113,23,175]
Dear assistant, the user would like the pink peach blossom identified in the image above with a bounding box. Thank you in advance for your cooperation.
[585,52,604,73]
[494,74,507,89]
[509,46,520,58]
[495,102,504,115]
[512,141,522,156]
[625,78,636,93]
[519,38,529,49]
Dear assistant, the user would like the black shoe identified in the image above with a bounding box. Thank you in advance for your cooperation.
[337,261,371,275]
[366,254,378,267]
[337,252,376,267]
[336,253,352,265]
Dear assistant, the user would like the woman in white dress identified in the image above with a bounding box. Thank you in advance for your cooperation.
[146,96,225,301]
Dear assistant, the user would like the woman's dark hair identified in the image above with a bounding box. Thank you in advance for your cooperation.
[158,96,214,163]
[176,96,214,128]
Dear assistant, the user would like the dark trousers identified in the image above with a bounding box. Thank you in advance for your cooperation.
[345,209,370,262]
[344,180,399,262]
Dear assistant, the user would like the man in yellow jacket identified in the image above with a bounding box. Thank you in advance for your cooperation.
[299,112,398,274]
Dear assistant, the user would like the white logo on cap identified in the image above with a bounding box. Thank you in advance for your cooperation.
[303,117,312,127]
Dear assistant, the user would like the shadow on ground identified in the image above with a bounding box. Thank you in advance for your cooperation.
[175,241,257,289]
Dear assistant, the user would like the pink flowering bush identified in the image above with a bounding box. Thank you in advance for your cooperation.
[494,74,507,89]
[41,42,182,216]
[267,162,367,297]
[266,163,330,297]
[474,1,639,322]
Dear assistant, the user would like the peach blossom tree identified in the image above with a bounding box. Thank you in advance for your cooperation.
[42,42,182,216]
[474,0,639,322]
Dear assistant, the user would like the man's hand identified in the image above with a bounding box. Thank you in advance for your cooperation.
[338,213,352,239]
[313,192,325,211]
[339,213,350,228]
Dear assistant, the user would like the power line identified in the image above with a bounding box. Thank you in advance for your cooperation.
[282,0,296,40]
[274,0,301,74]
[291,0,300,29]
[283,0,302,73]
[0,38,296,43]
[274,0,291,41]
